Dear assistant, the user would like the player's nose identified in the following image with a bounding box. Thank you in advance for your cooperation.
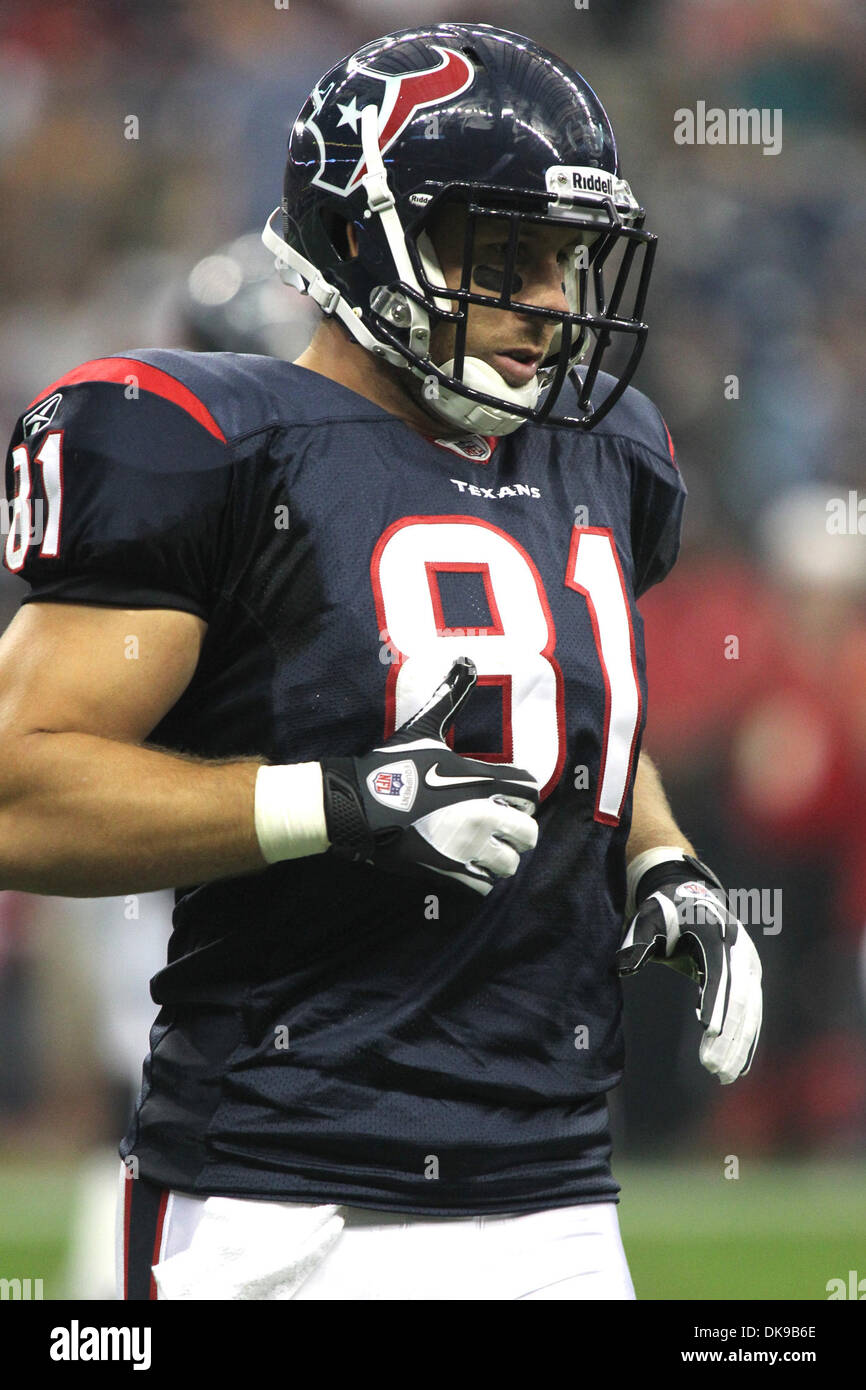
[531,265,571,316]
[510,257,570,346]
[507,281,569,358]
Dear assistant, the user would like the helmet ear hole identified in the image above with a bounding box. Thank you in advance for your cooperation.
[320,208,352,261]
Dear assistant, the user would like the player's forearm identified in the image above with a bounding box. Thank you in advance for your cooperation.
[627,750,695,863]
[0,731,272,895]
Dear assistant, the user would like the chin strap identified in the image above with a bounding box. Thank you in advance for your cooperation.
[431,357,539,435]
[262,208,405,367]
[358,103,432,363]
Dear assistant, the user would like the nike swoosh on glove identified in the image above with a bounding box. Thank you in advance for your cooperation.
[616,854,763,1084]
[320,656,540,895]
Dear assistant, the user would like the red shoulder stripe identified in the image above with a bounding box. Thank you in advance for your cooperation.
[27,357,227,443]
[661,417,677,468]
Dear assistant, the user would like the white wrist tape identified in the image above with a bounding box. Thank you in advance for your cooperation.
[625,845,688,919]
[254,763,330,864]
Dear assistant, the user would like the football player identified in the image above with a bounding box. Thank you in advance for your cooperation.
[0,23,761,1300]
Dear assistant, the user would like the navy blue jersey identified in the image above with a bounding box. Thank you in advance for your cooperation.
[4,351,685,1213]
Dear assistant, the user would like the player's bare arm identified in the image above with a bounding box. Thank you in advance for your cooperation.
[0,605,536,898]
[626,749,695,864]
[0,601,267,895]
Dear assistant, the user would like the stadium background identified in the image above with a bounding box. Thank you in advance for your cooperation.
[0,0,864,1300]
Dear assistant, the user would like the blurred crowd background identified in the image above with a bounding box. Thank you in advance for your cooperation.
[1,0,865,1268]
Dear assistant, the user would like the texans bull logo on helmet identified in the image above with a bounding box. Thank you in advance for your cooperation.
[307,46,475,198]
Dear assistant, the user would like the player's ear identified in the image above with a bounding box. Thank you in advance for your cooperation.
[320,210,358,261]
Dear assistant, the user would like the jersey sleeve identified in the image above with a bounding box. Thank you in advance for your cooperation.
[3,357,234,619]
[627,404,687,598]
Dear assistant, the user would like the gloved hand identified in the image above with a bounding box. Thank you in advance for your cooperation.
[321,657,540,895]
[617,850,762,1084]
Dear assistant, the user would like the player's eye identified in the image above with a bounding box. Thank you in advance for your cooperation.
[481,240,526,261]
[473,263,524,294]
[474,239,527,293]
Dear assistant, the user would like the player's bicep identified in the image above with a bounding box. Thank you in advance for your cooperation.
[0,602,205,744]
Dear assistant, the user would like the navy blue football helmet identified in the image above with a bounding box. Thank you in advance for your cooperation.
[262,22,656,434]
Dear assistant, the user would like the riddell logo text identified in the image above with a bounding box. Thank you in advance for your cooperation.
[569,171,613,194]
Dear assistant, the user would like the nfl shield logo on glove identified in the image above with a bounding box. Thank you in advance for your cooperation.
[375,771,403,795]
[367,761,418,812]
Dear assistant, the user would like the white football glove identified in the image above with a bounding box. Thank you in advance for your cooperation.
[617,849,763,1084]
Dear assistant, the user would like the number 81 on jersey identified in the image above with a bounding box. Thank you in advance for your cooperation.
[372,516,641,823]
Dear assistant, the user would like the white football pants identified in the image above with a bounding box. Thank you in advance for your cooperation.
[117,1163,635,1300]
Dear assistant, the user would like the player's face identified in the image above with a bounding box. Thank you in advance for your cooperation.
[425,207,584,389]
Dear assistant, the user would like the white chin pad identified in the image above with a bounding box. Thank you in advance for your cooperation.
[431,357,540,436]
[439,356,539,409]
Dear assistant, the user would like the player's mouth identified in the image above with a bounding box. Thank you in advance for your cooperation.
[491,348,544,386]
